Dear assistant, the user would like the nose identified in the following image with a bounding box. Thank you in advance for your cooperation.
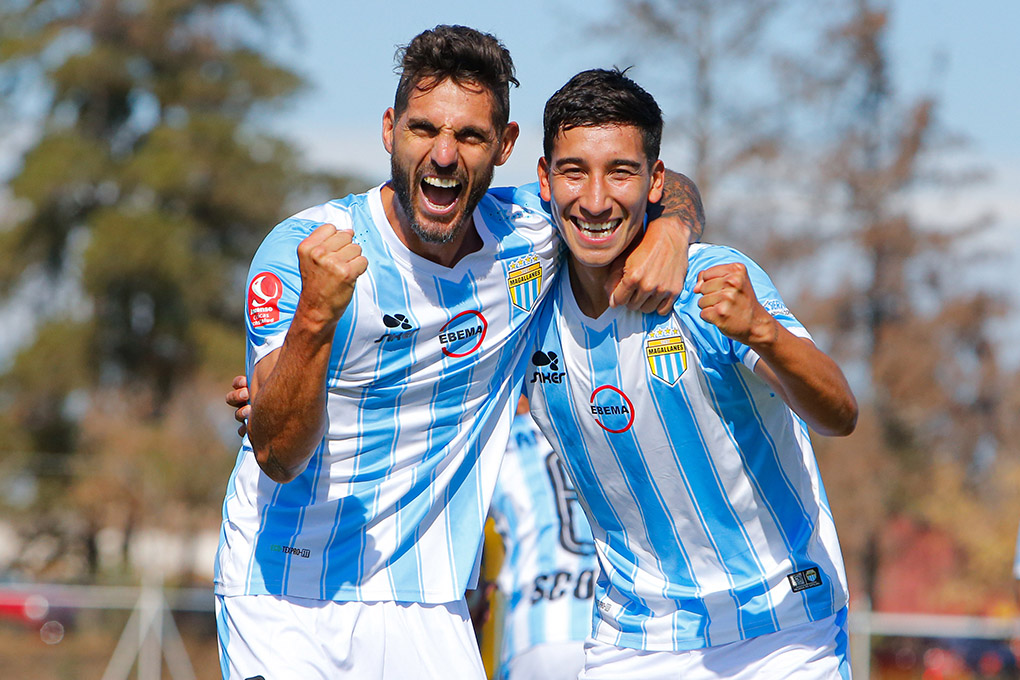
[578,175,612,219]
[430,131,458,169]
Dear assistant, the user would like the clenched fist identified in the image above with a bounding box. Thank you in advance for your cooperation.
[296,223,369,327]
[693,263,777,347]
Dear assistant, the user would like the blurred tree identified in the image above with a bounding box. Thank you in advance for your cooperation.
[593,0,788,248]
[784,0,1016,612]
[783,0,1015,615]
[598,0,1019,611]
[0,0,362,580]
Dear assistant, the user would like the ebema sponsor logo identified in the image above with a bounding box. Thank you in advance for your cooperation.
[439,310,487,357]
[589,385,636,433]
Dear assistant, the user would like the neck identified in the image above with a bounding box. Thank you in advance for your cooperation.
[567,257,612,319]
[380,183,482,268]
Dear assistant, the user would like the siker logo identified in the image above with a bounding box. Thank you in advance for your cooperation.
[439,310,487,357]
[589,385,635,433]
[374,312,417,344]
[248,272,283,328]
[530,350,566,385]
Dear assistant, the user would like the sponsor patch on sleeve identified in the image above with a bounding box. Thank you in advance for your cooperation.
[763,299,791,317]
[247,272,283,328]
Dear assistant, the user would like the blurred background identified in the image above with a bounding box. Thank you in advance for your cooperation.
[0,0,1017,678]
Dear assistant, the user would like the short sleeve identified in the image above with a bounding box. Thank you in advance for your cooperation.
[682,245,811,371]
[244,219,318,372]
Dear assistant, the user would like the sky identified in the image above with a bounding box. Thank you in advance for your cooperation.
[265,0,1019,187]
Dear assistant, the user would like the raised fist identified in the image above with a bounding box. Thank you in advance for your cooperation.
[296,223,369,326]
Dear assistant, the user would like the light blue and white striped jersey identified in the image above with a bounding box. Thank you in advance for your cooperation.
[525,243,849,651]
[489,410,598,673]
[215,184,560,604]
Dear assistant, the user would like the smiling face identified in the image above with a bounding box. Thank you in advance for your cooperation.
[383,77,518,255]
[538,124,664,271]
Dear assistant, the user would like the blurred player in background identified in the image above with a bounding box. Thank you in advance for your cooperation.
[524,68,859,679]
[487,396,597,679]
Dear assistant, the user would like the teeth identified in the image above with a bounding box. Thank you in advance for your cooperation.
[576,219,619,234]
[423,176,461,189]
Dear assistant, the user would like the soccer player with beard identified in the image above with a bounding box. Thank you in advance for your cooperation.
[523,69,859,679]
[214,26,700,679]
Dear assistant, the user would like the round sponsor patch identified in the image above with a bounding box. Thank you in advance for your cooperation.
[248,272,283,328]
[589,385,635,433]
[439,310,487,357]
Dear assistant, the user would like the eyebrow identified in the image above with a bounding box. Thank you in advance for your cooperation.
[554,157,644,170]
[405,117,492,140]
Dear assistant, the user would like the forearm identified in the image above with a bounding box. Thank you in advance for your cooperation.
[248,307,337,483]
[650,169,704,243]
[751,318,858,437]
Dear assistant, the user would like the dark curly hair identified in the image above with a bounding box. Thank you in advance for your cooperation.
[394,25,519,129]
[543,68,662,165]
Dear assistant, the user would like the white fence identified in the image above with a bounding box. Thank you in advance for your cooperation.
[5,584,1020,679]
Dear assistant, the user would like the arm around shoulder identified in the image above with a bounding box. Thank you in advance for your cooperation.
[610,170,706,314]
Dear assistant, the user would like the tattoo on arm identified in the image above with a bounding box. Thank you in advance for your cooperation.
[652,170,706,243]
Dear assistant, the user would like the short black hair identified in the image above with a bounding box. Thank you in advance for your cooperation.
[394,25,518,130]
[543,68,662,164]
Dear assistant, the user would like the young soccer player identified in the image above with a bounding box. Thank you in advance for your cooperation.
[523,68,859,679]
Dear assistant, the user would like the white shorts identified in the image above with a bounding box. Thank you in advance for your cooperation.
[216,594,486,680]
[503,640,586,680]
[579,608,851,680]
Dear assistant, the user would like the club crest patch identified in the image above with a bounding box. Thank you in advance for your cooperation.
[248,272,283,328]
[506,254,543,312]
[645,326,687,385]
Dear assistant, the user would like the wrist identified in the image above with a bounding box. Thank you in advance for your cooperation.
[286,306,341,364]
[647,214,691,245]
[293,300,341,338]
[745,310,780,349]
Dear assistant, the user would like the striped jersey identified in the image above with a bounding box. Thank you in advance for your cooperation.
[215,184,560,603]
[489,410,598,672]
[524,243,849,651]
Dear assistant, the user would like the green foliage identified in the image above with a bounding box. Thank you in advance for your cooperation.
[3,319,92,454]
[0,0,362,579]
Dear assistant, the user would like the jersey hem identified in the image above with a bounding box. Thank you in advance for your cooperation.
[595,598,846,652]
[214,581,469,604]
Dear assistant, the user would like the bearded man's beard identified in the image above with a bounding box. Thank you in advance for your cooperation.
[390,158,494,244]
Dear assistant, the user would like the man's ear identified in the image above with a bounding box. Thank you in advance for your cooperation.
[494,121,520,166]
[382,108,396,154]
[537,156,552,202]
[647,159,665,203]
